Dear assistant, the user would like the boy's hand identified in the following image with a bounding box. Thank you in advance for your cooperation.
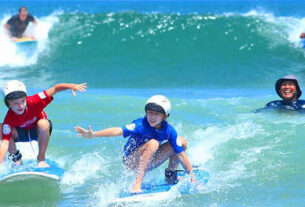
[191,175,196,184]
[75,125,93,138]
[71,83,87,96]
[189,171,196,184]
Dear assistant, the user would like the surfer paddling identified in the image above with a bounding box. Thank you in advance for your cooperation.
[4,7,37,41]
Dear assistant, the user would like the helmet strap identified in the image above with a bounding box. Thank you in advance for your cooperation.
[153,121,163,129]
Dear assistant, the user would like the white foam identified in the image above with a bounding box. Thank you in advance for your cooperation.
[16,141,39,160]
[61,152,106,186]
[240,9,305,46]
[215,9,305,48]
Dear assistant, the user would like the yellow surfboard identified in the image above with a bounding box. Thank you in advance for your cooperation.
[13,37,37,44]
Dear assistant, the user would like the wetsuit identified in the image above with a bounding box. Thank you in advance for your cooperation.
[121,117,183,159]
[255,100,305,113]
[6,14,35,38]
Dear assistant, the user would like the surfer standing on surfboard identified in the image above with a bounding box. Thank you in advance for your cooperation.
[0,80,87,168]
[75,95,196,193]
[4,6,37,41]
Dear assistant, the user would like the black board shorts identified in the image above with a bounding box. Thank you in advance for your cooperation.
[15,120,52,142]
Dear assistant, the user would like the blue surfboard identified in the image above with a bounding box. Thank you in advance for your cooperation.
[0,159,64,184]
[109,167,209,204]
[11,37,38,57]
[0,159,64,202]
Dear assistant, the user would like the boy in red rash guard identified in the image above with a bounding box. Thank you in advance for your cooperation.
[0,80,87,167]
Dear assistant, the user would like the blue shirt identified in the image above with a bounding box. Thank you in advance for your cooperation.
[121,117,183,157]
[255,100,305,113]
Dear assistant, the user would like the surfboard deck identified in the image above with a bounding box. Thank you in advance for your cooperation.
[108,168,209,204]
[12,37,37,45]
[0,159,64,202]
[0,159,64,184]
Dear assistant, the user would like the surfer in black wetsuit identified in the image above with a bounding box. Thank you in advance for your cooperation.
[255,75,305,113]
[4,6,37,39]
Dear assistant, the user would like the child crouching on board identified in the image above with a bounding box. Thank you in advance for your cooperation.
[75,95,195,193]
[0,80,87,168]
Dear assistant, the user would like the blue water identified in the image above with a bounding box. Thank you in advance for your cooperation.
[0,1,305,206]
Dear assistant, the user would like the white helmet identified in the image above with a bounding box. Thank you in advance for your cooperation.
[145,95,171,117]
[3,80,27,107]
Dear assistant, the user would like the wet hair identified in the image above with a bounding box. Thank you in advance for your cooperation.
[145,103,166,115]
[19,6,28,14]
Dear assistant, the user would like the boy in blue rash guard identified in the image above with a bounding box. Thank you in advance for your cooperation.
[255,75,305,113]
[75,95,195,193]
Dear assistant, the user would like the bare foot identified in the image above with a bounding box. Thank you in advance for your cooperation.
[38,161,50,168]
[12,160,23,167]
[15,160,22,166]
[130,185,142,194]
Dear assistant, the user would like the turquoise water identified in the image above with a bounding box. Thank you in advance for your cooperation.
[0,1,305,206]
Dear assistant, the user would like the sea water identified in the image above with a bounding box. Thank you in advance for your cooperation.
[0,1,305,206]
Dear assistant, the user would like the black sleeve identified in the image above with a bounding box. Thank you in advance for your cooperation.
[252,101,274,113]
[253,107,267,113]
[7,15,17,25]
[27,14,35,22]
[265,101,274,108]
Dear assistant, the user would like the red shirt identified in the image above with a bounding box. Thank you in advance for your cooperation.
[2,90,53,141]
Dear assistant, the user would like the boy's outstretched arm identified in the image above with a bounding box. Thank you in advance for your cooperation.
[74,126,123,139]
[46,83,87,97]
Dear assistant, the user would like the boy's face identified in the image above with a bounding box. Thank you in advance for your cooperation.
[8,97,27,115]
[146,110,166,128]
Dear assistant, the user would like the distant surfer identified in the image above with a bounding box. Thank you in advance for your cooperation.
[0,80,87,168]
[255,75,305,112]
[75,95,196,193]
[4,6,37,41]
[300,33,305,39]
